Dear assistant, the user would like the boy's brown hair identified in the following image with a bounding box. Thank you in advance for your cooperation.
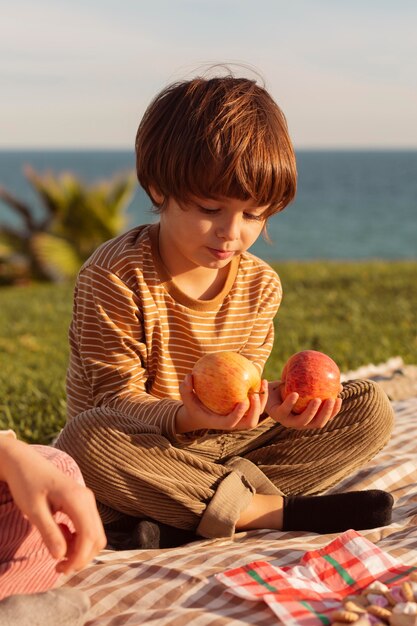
[135,75,297,216]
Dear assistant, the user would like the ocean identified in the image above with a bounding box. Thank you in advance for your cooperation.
[0,150,416,261]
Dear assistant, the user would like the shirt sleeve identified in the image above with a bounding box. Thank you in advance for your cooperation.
[71,265,182,441]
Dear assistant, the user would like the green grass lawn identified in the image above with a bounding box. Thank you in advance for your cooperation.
[1,260,416,444]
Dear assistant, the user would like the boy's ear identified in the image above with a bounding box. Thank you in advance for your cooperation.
[149,185,165,206]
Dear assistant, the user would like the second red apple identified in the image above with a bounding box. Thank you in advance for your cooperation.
[281,350,341,414]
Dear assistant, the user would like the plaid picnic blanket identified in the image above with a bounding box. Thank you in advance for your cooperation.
[217,529,416,625]
[61,395,417,625]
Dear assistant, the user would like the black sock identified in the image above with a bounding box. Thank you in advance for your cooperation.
[138,520,197,549]
[134,519,162,549]
[105,517,197,550]
[282,489,394,534]
[104,515,140,550]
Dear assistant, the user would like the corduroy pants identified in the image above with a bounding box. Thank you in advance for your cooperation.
[54,380,394,538]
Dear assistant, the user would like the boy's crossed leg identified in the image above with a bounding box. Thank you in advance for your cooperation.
[54,379,394,546]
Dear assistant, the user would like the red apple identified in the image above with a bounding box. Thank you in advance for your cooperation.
[281,350,341,414]
[192,351,262,415]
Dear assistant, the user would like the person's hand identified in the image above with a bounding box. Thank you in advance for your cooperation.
[176,374,269,433]
[266,381,343,430]
[0,439,107,575]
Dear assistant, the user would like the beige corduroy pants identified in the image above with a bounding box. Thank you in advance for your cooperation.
[54,379,394,538]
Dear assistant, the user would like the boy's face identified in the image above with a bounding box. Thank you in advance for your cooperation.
[156,192,268,274]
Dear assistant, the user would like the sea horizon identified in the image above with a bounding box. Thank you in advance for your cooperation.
[1,148,416,262]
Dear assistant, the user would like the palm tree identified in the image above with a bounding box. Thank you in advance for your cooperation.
[0,166,137,283]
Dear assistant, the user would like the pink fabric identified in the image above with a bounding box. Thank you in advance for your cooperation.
[0,446,84,600]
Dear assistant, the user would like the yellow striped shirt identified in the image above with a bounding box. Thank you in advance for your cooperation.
[66,224,282,440]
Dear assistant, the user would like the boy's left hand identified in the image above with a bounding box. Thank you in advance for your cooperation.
[178,375,269,432]
[266,381,343,430]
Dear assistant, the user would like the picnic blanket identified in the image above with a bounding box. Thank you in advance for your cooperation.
[61,360,417,625]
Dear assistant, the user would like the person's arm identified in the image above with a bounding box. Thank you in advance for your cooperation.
[71,265,183,439]
[0,436,106,574]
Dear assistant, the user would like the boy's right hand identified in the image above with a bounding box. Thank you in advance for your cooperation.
[177,374,268,433]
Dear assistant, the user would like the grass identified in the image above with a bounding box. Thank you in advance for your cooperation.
[0,260,416,444]
[264,260,417,379]
[0,282,73,444]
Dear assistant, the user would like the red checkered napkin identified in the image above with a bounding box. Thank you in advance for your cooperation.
[216,529,417,625]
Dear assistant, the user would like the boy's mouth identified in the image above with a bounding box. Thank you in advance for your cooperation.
[207,248,236,260]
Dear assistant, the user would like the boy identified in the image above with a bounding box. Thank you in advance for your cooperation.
[55,74,394,547]
[0,430,106,623]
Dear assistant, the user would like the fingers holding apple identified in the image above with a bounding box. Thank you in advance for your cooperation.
[178,350,343,433]
[178,372,268,432]
[267,384,341,429]
[229,378,268,430]
[313,396,343,426]
[266,381,321,428]
[289,396,342,429]
[196,377,268,432]
[177,373,217,432]
[177,352,268,433]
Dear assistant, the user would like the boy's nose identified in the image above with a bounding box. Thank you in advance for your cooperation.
[216,217,240,241]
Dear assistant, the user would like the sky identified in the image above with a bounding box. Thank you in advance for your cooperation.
[1,0,416,149]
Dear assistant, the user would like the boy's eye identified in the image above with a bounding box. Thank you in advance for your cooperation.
[198,205,219,215]
[196,203,265,222]
[243,212,265,222]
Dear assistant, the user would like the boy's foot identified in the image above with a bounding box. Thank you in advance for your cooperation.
[0,588,90,626]
[282,489,394,534]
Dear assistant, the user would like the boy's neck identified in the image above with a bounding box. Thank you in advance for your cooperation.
[152,224,237,302]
